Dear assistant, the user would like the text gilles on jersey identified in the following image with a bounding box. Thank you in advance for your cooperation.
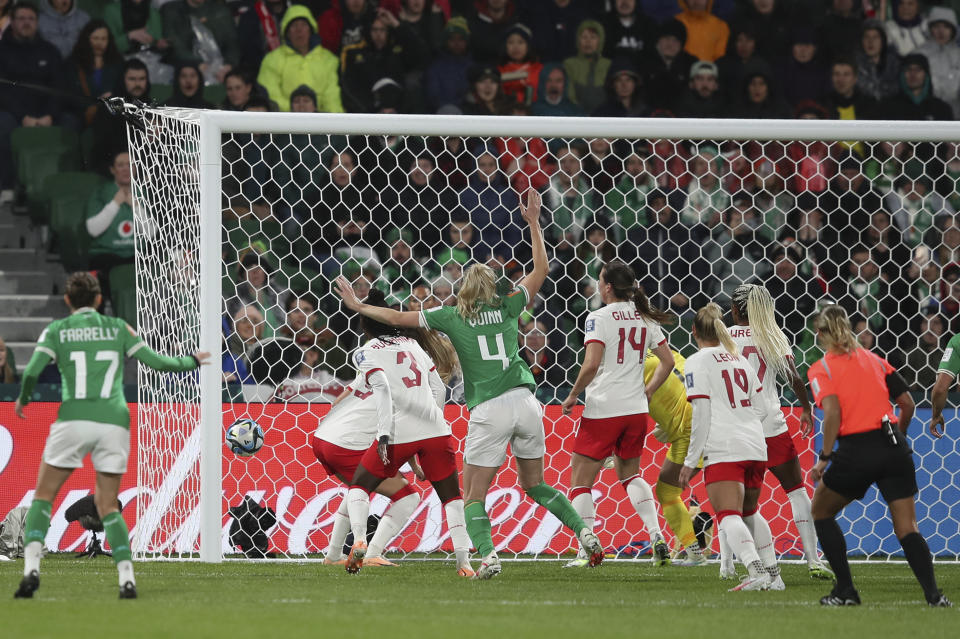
[59,327,121,342]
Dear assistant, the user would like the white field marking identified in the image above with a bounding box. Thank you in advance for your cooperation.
[268,598,932,609]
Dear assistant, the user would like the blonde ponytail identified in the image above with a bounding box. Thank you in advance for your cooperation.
[456,264,498,322]
[814,304,859,354]
[411,328,460,384]
[695,303,739,356]
[744,285,794,382]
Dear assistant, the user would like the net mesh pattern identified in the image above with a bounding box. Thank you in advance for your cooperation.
[132,110,960,560]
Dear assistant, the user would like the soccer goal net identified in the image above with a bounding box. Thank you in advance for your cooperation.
[126,107,960,562]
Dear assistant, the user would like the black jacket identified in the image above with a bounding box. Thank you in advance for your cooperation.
[0,34,63,120]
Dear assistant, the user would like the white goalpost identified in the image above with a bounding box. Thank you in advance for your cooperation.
[125,106,960,563]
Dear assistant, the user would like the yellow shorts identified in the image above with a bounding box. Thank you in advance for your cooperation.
[665,428,703,468]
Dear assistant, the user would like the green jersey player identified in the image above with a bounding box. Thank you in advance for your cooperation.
[335,189,602,579]
[930,333,960,438]
[14,273,209,600]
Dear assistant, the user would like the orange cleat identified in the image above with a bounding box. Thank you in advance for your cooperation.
[323,557,346,566]
[364,556,398,567]
[457,564,476,578]
[345,541,367,574]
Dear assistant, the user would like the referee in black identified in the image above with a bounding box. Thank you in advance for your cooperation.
[806,305,950,607]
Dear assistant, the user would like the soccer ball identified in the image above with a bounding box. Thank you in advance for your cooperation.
[225,418,265,456]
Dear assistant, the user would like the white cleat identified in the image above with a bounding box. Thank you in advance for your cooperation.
[674,551,709,567]
[577,529,604,567]
[729,573,772,592]
[719,563,738,579]
[473,553,502,580]
[767,574,786,591]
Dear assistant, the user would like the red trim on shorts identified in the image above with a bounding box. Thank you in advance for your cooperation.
[715,509,741,524]
[569,486,592,499]
[687,394,709,401]
[364,368,384,382]
[584,339,605,346]
[391,484,416,501]
[620,474,641,488]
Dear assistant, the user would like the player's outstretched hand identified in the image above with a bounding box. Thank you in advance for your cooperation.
[14,398,26,419]
[519,188,541,227]
[930,413,946,439]
[560,393,577,416]
[334,276,362,311]
[193,351,211,365]
[800,407,814,437]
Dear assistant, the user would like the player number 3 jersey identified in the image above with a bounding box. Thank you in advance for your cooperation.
[582,301,666,419]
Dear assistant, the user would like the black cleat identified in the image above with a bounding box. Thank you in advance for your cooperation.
[927,592,952,607]
[14,571,39,599]
[820,585,861,606]
[119,581,137,599]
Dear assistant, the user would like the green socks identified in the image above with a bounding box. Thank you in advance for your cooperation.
[464,500,495,557]
[102,512,133,564]
[525,482,588,534]
[24,499,52,546]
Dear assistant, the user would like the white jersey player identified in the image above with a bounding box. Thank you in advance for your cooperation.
[561,260,676,567]
[727,283,831,581]
[679,303,781,592]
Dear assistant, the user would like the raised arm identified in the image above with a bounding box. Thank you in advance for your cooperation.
[132,345,209,372]
[516,189,548,300]
[334,276,421,328]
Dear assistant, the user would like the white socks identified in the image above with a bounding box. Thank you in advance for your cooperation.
[744,513,779,576]
[24,541,42,576]
[117,559,136,586]
[718,514,760,568]
[570,488,595,532]
[367,493,419,558]
[787,487,820,567]
[326,499,351,560]
[444,499,473,567]
[623,476,662,538]
[346,487,371,546]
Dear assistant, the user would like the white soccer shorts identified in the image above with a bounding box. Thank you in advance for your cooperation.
[43,420,131,474]
[464,387,545,467]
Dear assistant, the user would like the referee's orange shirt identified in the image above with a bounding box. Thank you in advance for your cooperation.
[807,347,898,437]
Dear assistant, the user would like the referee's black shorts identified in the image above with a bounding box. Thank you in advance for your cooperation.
[823,429,918,503]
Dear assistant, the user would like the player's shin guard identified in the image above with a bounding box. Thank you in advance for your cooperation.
[347,487,372,544]
[717,511,760,570]
[622,475,662,538]
[743,510,779,576]
[326,499,351,560]
[525,482,587,534]
[443,498,473,566]
[785,486,819,566]
[569,486,595,533]
[23,499,52,577]
[656,481,698,549]
[814,517,854,591]
[464,500,495,558]
[367,489,419,558]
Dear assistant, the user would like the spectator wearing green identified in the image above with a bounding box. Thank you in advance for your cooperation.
[161,0,239,83]
[883,159,956,247]
[104,0,165,55]
[257,5,343,113]
[543,144,602,248]
[85,151,136,322]
[604,150,655,243]
[562,20,610,115]
[680,145,730,228]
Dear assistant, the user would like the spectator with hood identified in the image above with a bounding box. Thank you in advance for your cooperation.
[732,68,789,118]
[857,18,901,101]
[89,59,150,174]
[468,0,517,65]
[563,20,610,114]
[603,0,655,59]
[915,7,960,118]
[731,0,790,61]
[237,0,289,72]
[523,0,595,63]
[642,18,697,111]
[716,22,769,105]
[780,26,829,107]
[103,0,165,56]
[258,5,344,112]
[885,0,929,57]
[531,64,584,116]
[499,23,542,105]
[676,60,726,117]
[460,64,512,115]
[391,0,446,56]
[675,0,729,62]
[165,64,214,108]
[161,0,239,83]
[38,0,90,60]
[592,57,647,117]
[317,0,377,54]
[882,52,953,120]
[817,0,864,60]
[425,16,473,111]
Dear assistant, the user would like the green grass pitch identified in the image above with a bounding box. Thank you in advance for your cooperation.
[1,556,958,638]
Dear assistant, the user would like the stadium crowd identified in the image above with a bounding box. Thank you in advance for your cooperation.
[1,0,960,399]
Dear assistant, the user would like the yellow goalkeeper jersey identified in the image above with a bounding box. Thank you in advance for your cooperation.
[644,351,691,443]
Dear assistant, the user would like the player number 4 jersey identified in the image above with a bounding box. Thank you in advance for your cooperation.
[582,301,666,419]
[684,346,768,466]
[727,325,789,437]
[352,336,449,444]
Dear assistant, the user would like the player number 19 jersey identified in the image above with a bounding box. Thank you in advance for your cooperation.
[582,301,666,419]
[727,325,789,437]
